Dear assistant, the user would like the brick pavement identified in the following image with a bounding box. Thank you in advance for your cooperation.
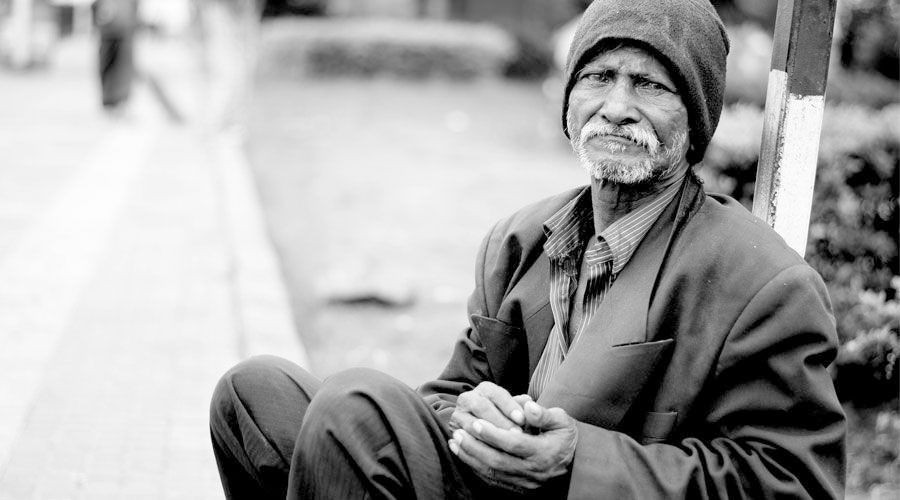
[0,30,304,499]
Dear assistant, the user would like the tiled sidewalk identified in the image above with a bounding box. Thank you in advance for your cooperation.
[0,31,304,499]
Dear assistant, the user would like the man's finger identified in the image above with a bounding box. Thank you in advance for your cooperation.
[451,429,532,478]
[449,430,491,478]
[449,428,499,479]
[470,419,535,458]
[457,390,517,429]
[512,394,533,406]
[475,382,525,427]
[449,431,541,491]
[523,401,570,431]
[449,408,477,432]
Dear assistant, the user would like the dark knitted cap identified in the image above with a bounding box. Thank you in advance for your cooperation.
[562,0,730,165]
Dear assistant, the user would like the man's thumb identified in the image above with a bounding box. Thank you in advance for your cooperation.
[524,401,568,430]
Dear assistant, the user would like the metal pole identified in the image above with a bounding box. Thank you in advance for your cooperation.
[752,0,837,256]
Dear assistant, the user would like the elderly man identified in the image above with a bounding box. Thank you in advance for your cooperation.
[209,0,846,498]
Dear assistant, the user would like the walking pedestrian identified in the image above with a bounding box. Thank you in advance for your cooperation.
[93,0,140,112]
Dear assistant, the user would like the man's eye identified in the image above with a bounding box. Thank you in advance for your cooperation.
[636,78,671,93]
[582,72,613,84]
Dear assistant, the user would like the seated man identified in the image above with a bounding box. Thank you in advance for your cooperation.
[209,0,846,498]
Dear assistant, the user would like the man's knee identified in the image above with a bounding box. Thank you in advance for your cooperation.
[209,355,304,433]
[291,368,456,499]
[324,367,410,399]
[302,368,412,433]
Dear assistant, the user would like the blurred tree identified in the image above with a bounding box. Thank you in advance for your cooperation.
[837,0,899,79]
[446,0,581,78]
[259,0,324,17]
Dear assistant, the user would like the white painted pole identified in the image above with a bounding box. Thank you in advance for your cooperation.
[752,0,837,257]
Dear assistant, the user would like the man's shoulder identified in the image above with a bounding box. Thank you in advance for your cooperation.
[473,186,587,296]
[686,191,808,271]
[489,185,589,242]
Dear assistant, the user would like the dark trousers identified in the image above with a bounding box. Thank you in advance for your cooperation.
[98,36,134,108]
[209,355,490,499]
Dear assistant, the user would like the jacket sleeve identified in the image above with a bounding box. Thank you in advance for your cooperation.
[417,222,501,424]
[565,264,846,499]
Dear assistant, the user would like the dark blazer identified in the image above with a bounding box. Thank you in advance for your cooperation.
[419,174,845,499]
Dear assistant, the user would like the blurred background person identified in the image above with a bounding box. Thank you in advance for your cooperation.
[92,0,139,112]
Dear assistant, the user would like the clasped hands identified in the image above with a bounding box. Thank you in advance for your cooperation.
[448,382,578,492]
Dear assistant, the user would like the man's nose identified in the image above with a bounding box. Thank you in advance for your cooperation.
[599,82,640,126]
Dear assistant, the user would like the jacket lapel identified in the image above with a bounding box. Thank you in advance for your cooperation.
[535,175,703,428]
[516,252,554,376]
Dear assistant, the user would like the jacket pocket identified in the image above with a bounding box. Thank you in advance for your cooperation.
[537,338,675,430]
[640,411,678,444]
[470,315,528,394]
[470,314,522,338]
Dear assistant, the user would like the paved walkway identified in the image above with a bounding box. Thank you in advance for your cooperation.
[0,27,304,500]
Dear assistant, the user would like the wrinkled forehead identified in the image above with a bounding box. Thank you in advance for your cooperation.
[578,40,683,92]
[582,45,671,74]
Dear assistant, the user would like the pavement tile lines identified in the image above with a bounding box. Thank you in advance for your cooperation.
[0,122,160,472]
[0,33,304,498]
[1,125,228,499]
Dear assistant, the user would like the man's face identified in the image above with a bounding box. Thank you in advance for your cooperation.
[566,46,690,185]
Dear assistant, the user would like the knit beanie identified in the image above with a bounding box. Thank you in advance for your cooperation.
[562,0,730,165]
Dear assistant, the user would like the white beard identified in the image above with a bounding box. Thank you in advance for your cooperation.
[571,122,689,185]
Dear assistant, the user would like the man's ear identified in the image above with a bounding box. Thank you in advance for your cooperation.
[564,106,578,141]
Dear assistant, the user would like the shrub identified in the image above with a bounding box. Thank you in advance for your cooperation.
[845,404,900,495]
[825,68,900,108]
[834,288,900,406]
[723,23,771,107]
[705,102,899,405]
[721,10,900,110]
[835,0,899,80]
[256,18,516,80]
[808,104,899,304]
[503,33,553,80]
[702,103,764,200]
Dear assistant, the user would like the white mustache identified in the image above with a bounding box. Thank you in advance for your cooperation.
[579,122,660,156]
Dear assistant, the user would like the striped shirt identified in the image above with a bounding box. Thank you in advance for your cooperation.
[527,181,681,399]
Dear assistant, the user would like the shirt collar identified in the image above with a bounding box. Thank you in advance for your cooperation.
[543,180,681,274]
[542,187,593,260]
[595,180,681,274]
